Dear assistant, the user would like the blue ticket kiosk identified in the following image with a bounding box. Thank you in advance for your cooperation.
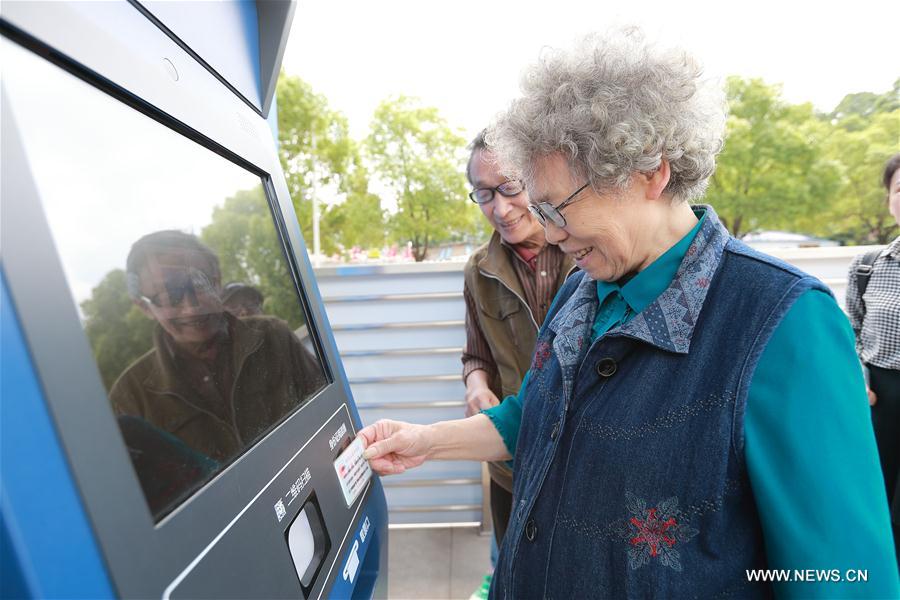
[0,2,387,598]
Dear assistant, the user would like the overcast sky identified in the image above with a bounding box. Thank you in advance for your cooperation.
[283,0,898,140]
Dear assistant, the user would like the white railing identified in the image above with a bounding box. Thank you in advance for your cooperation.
[762,244,885,311]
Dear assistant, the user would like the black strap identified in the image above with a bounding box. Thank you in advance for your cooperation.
[855,249,882,317]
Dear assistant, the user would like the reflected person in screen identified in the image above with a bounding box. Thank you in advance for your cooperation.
[110,230,325,465]
[222,282,265,318]
[462,130,574,571]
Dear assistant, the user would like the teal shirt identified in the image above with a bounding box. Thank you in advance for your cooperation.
[483,213,899,597]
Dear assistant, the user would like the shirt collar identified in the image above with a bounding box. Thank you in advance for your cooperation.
[617,206,727,353]
[596,211,707,315]
[500,236,547,266]
[549,205,729,356]
[886,236,900,259]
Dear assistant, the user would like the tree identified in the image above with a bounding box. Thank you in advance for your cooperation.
[366,96,479,260]
[201,187,307,328]
[81,269,155,390]
[829,78,900,129]
[822,108,900,244]
[276,73,385,254]
[324,170,387,250]
[705,77,842,238]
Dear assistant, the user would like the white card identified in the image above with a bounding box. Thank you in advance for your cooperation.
[333,437,372,507]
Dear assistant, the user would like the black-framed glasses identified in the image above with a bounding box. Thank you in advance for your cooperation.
[468,180,525,204]
[527,182,590,228]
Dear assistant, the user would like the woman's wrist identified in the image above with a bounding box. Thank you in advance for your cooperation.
[424,421,455,460]
[465,368,491,392]
[424,415,506,462]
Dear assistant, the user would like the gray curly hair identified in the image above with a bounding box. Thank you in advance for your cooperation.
[487,28,726,202]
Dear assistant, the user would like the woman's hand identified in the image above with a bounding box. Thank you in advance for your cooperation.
[358,415,512,475]
[464,370,500,417]
[465,387,500,418]
[867,387,878,406]
[358,419,433,475]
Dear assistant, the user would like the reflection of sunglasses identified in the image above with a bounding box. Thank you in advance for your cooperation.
[140,269,215,308]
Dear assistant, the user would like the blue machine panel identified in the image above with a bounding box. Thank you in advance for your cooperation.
[0,275,115,598]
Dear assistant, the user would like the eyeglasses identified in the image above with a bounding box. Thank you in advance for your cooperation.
[468,180,525,205]
[140,268,216,308]
[527,182,590,228]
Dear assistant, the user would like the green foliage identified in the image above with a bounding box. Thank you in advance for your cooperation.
[366,96,480,260]
[275,77,485,257]
[822,109,900,244]
[706,76,899,243]
[201,187,306,328]
[325,185,387,249]
[816,79,899,243]
[81,269,155,390]
[276,72,386,254]
[829,78,900,129]
[706,77,843,238]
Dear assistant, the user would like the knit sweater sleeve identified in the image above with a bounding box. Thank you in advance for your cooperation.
[481,370,530,458]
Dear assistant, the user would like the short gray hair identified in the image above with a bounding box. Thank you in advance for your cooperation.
[487,27,726,202]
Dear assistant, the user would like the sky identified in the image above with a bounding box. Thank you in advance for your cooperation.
[283,0,899,140]
[3,37,258,304]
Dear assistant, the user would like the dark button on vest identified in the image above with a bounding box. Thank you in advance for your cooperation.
[550,421,560,440]
[525,519,538,541]
[596,357,617,377]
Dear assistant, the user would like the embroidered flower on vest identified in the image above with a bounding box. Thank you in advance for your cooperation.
[619,492,698,572]
[531,340,552,371]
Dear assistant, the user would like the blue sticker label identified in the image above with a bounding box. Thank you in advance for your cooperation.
[328,512,372,599]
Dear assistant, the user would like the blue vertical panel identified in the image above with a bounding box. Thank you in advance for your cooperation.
[0,272,114,599]
[327,480,389,600]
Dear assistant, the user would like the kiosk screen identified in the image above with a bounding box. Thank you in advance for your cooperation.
[3,41,329,521]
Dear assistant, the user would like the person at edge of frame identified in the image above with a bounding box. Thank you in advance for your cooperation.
[357,27,900,599]
[461,129,574,598]
[846,152,900,565]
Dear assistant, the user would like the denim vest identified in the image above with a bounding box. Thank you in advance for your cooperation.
[492,208,831,599]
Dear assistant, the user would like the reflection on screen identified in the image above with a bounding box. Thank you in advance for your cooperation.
[3,40,327,520]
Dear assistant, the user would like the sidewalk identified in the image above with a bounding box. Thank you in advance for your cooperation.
[387,527,492,599]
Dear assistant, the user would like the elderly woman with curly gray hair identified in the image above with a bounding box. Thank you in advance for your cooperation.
[360,29,899,598]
